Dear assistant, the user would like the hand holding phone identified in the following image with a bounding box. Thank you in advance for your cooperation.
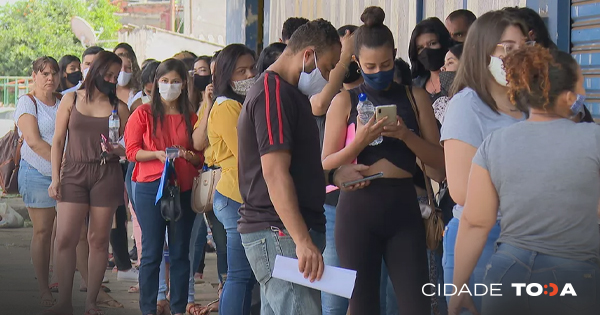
[166,147,180,160]
[376,105,397,126]
[342,172,384,188]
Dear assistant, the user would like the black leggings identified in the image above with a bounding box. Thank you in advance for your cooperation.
[336,178,429,314]
[110,162,132,271]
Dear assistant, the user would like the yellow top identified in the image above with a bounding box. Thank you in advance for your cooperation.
[195,101,215,167]
[206,97,242,203]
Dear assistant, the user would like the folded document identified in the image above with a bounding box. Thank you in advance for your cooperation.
[272,255,357,299]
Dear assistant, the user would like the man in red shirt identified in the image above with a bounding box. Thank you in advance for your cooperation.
[237,18,370,313]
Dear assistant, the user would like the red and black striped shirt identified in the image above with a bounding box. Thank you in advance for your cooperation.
[237,71,326,234]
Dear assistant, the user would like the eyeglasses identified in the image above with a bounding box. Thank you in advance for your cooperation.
[497,40,536,55]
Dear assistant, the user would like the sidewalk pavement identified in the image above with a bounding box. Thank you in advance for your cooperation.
[0,225,220,315]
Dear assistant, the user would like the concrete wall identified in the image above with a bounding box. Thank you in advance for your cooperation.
[118,25,224,62]
[189,0,227,46]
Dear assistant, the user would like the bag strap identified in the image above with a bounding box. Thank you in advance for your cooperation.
[404,86,436,210]
[13,94,40,166]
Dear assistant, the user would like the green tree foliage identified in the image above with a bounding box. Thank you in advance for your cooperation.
[0,0,121,76]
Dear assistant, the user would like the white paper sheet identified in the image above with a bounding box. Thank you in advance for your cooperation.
[271,255,357,299]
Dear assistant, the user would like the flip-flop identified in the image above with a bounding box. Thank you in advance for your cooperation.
[80,285,111,293]
[96,299,123,309]
[49,283,59,293]
[128,285,139,293]
[84,308,104,315]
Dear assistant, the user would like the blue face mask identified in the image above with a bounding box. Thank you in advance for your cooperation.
[361,67,395,90]
[570,94,586,116]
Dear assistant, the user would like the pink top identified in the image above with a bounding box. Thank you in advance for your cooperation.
[326,122,357,193]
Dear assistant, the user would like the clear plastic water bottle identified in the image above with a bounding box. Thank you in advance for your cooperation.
[108,109,120,145]
[357,93,382,146]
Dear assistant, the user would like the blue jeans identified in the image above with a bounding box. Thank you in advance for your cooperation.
[242,227,325,315]
[213,190,256,315]
[443,217,501,314]
[482,243,600,315]
[18,159,56,208]
[206,209,228,283]
[125,162,135,208]
[134,181,195,314]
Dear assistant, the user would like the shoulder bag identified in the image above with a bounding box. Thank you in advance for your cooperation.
[191,167,221,214]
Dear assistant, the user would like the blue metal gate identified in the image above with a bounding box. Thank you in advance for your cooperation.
[571,0,600,118]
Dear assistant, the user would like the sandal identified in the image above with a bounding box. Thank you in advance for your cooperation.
[157,300,171,315]
[41,292,56,307]
[84,309,103,315]
[96,299,123,309]
[80,285,111,293]
[49,283,59,293]
[128,284,139,293]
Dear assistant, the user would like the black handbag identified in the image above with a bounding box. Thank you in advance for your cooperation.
[160,160,182,223]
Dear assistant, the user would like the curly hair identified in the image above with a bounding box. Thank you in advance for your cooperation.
[504,45,579,111]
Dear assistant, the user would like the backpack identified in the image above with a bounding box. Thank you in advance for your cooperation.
[0,93,61,194]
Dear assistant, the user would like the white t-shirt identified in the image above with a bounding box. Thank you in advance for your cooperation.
[61,82,81,95]
[128,90,143,110]
[13,95,59,176]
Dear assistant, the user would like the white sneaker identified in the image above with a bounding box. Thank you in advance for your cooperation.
[102,275,109,283]
[117,268,139,282]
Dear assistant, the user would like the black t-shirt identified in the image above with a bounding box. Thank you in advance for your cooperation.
[237,71,326,234]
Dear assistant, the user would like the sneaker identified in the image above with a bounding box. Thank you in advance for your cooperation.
[102,275,109,283]
[117,268,139,282]
[129,246,138,261]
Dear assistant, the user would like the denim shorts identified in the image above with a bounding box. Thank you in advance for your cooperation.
[18,159,56,208]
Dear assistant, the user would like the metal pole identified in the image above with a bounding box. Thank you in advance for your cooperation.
[170,0,176,32]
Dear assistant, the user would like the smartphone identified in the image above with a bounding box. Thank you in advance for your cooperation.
[342,172,384,188]
[166,147,180,159]
[100,135,111,150]
[376,105,397,125]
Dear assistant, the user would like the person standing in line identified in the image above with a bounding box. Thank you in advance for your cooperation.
[60,46,105,95]
[56,55,81,94]
[14,56,61,308]
[440,10,529,314]
[445,10,477,43]
[450,45,600,315]
[237,17,370,314]
[322,7,444,314]
[125,58,202,315]
[48,51,130,315]
[280,17,309,44]
[204,43,258,315]
[409,17,454,103]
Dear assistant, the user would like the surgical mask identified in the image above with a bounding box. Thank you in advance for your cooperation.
[343,61,362,84]
[439,71,456,96]
[298,52,328,97]
[488,56,508,87]
[158,82,182,102]
[117,71,132,86]
[231,76,256,96]
[66,71,82,85]
[418,48,447,71]
[194,74,211,91]
[94,76,117,97]
[570,94,586,116]
[361,67,395,90]
[82,68,90,80]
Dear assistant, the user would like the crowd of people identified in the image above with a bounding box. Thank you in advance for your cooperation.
[10,4,600,315]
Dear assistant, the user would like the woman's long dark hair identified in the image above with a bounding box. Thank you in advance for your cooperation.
[213,44,256,104]
[408,17,453,79]
[114,43,141,93]
[57,55,80,92]
[150,59,194,145]
[83,51,122,108]
[256,43,286,74]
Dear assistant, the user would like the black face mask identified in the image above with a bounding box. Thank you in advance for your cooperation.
[95,76,117,97]
[194,74,212,91]
[343,61,362,84]
[66,71,82,85]
[418,48,448,71]
[439,71,456,96]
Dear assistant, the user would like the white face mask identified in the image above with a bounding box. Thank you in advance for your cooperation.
[158,82,182,102]
[231,76,256,96]
[82,68,90,80]
[118,71,132,86]
[298,52,328,97]
[141,95,151,104]
[488,56,508,87]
